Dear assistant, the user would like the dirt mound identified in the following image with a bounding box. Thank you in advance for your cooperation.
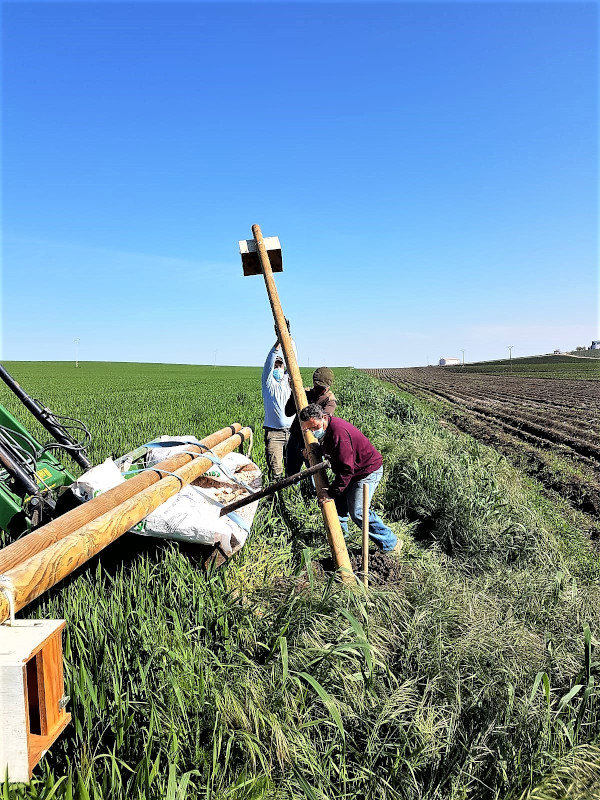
[317,549,404,587]
[350,549,404,586]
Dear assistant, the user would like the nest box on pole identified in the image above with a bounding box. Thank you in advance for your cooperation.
[238,236,283,276]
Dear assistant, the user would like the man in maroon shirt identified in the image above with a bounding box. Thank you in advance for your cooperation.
[299,403,401,553]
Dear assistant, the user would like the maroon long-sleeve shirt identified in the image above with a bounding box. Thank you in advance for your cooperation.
[320,416,382,496]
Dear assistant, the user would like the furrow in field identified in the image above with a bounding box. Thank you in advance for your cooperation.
[406,384,600,461]
[410,387,599,440]
[365,367,600,521]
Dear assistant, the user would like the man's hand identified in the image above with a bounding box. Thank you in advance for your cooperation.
[302,442,321,459]
[316,488,329,506]
[274,319,290,341]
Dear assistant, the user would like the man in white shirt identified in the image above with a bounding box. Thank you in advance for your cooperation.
[262,329,297,479]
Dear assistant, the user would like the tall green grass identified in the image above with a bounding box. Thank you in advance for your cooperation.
[1,364,599,798]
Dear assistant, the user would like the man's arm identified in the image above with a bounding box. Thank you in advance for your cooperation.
[284,393,296,417]
[262,343,281,390]
[321,392,337,415]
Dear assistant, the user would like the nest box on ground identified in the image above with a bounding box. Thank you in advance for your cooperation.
[0,619,71,783]
[238,236,283,276]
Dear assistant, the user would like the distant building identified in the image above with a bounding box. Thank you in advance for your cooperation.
[439,357,461,366]
[591,340,600,350]
[553,349,562,355]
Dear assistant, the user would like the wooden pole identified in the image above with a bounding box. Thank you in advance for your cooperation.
[0,428,252,623]
[0,424,242,575]
[362,483,369,589]
[251,224,355,583]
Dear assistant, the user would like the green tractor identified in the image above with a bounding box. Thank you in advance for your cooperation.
[0,364,92,537]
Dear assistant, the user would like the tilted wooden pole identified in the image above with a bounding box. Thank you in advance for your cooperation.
[0,424,243,574]
[0,428,252,623]
[251,224,354,583]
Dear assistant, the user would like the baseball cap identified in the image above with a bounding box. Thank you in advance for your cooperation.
[313,367,334,388]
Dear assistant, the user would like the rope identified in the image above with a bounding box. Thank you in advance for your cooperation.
[145,468,185,487]
[0,574,16,625]
[122,447,257,495]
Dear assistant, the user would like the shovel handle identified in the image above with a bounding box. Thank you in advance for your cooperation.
[219,460,330,516]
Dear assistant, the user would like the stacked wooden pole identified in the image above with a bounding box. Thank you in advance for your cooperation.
[251,224,355,583]
[0,426,251,624]
[0,424,242,574]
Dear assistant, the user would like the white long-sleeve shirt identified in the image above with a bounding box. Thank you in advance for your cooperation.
[262,342,298,429]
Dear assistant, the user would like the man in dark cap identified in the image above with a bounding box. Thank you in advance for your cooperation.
[285,367,337,476]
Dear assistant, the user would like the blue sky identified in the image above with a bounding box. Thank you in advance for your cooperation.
[1,1,597,367]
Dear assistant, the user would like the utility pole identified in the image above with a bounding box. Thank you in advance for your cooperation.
[239,224,354,583]
[507,345,514,373]
[74,338,80,369]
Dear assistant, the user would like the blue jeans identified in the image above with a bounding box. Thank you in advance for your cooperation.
[334,467,397,552]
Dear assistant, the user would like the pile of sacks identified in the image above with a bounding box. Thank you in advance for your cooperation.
[71,436,262,557]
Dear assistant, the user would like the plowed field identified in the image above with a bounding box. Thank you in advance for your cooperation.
[366,368,600,525]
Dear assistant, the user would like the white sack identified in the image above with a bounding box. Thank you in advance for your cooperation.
[135,485,249,552]
[205,450,255,477]
[72,436,261,557]
[71,458,125,502]
[135,451,261,555]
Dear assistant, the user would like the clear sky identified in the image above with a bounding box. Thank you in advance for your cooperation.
[1,1,597,367]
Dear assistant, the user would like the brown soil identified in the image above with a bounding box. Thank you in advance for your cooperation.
[368,367,600,530]
[317,549,404,587]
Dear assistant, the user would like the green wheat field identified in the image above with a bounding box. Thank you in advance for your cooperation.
[1,362,599,800]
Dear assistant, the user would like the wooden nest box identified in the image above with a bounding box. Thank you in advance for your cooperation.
[238,236,282,276]
[0,620,71,783]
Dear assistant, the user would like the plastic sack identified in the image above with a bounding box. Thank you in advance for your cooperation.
[71,437,261,557]
[71,458,125,502]
[134,486,246,552]
[201,451,257,481]
[135,451,261,555]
